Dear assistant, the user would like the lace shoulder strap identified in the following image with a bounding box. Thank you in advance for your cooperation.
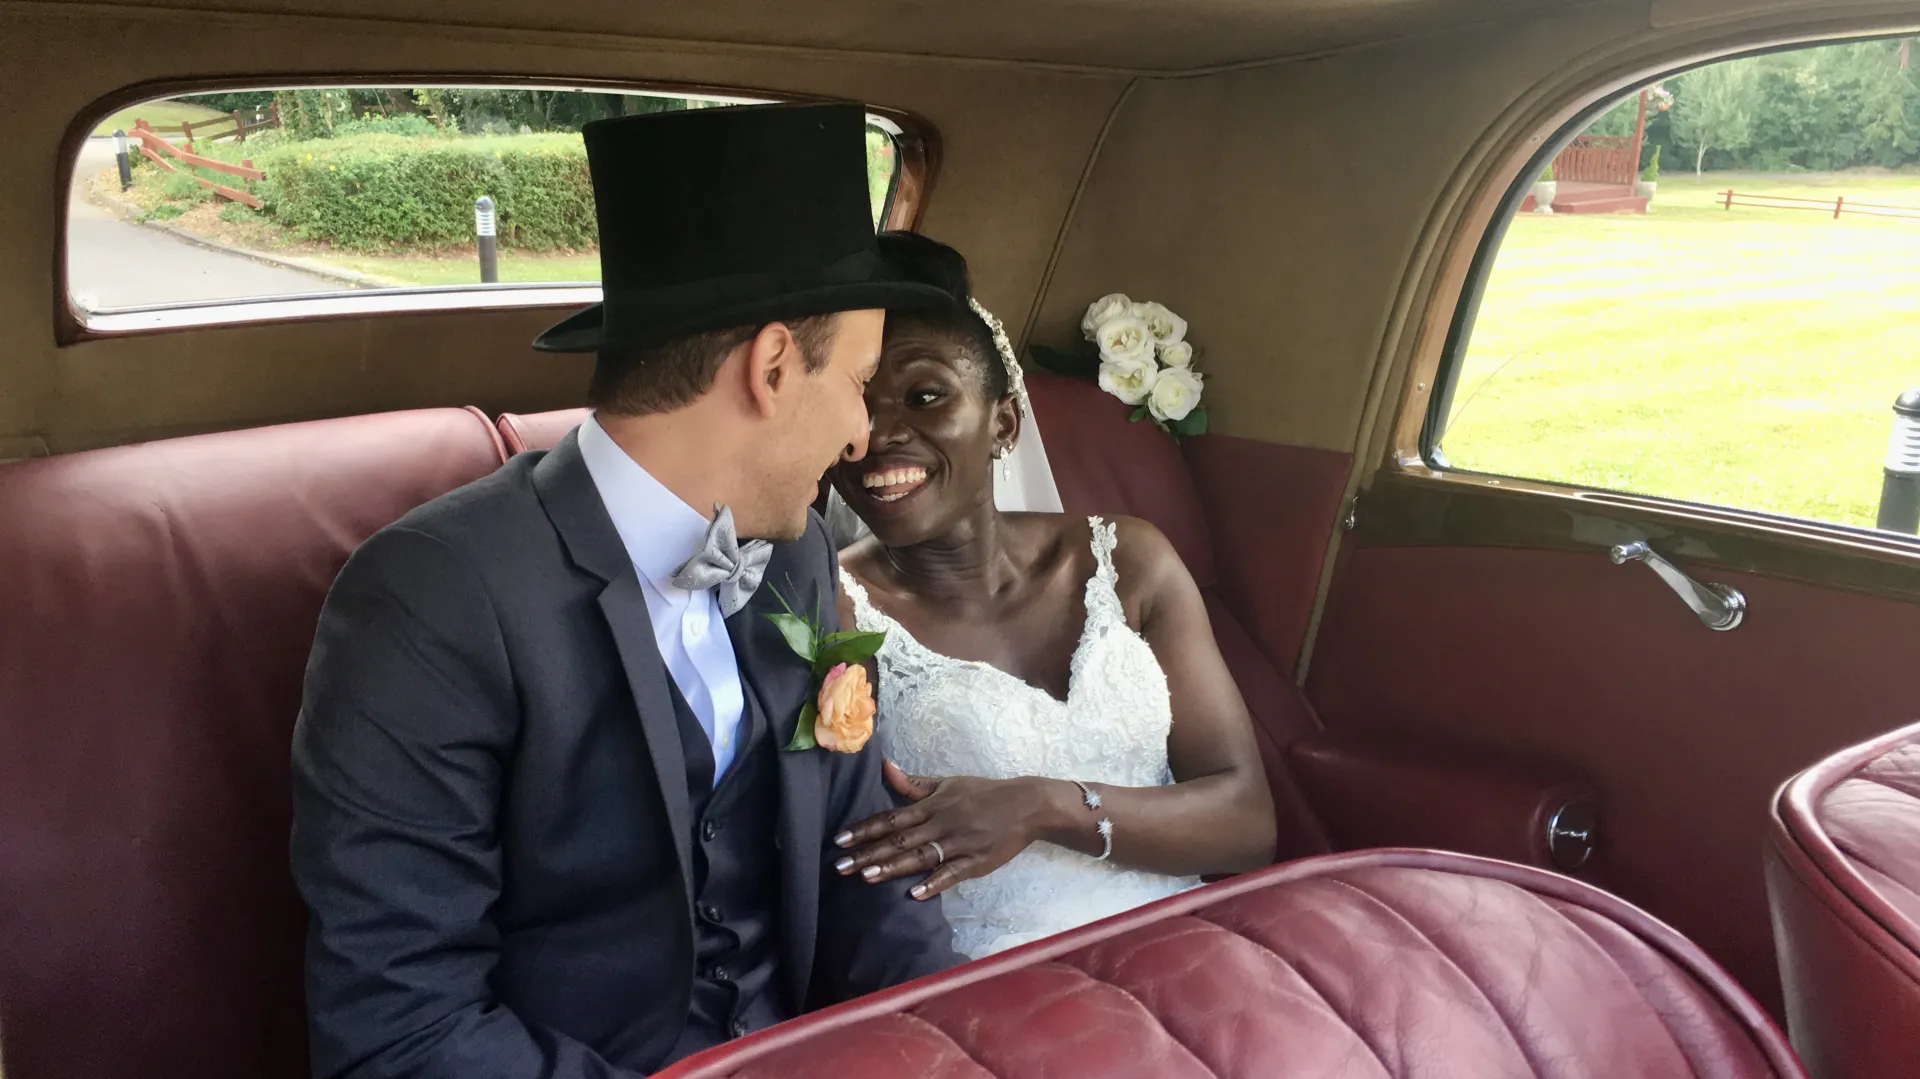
[1084,516,1125,625]
[837,566,895,636]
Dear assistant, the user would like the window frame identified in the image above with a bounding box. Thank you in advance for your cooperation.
[1405,33,1920,554]
[55,74,939,345]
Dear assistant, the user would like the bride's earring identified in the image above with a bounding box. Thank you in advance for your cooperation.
[994,445,1011,484]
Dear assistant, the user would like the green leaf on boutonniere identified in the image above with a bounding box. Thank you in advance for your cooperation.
[1128,405,1149,423]
[1029,342,1101,380]
[1168,407,1209,439]
[783,699,819,752]
[764,612,817,663]
[814,630,887,676]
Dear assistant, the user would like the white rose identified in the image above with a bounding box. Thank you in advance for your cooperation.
[1094,315,1156,365]
[1098,355,1160,406]
[1147,366,1203,422]
[1158,340,1194,368]
[1081,293,1133,340]
[1136,302,1187,345]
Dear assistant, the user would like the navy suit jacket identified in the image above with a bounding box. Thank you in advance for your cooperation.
[290,431,958,1079]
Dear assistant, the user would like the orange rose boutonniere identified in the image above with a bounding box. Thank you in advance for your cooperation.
[765,584,885,754]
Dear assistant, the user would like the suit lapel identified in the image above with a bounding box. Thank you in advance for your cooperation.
[727,579,825,1009]
[601,577,696,911]
[535,431,696,912]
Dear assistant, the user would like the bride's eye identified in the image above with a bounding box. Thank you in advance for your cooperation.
[907,388,944,408]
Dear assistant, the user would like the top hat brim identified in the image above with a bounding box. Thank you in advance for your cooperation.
[532,279,954,354]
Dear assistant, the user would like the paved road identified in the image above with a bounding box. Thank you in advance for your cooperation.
[67,137,343,310]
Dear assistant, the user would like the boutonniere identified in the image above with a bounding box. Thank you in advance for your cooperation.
[765,583,886,753]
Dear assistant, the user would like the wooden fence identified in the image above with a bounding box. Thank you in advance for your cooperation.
[134,103,280,151]
[130,119,266,208]
[1555,134,1638,185]
[1719,189,1920,221]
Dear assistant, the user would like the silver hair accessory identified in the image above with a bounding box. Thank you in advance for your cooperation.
[968,297,1030,421]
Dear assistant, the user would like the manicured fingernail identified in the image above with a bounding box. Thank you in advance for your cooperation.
[834,831,854,848]
[910,884,927,899]
[861,866,881,881]
[834,857,854,874]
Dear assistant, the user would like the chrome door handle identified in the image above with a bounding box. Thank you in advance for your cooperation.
[1608,541,1746,631]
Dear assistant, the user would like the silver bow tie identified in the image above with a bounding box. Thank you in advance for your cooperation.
[670,505,773,616]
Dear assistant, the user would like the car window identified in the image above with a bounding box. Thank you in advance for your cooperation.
[1431,39,1920,537]
[67,85,909,325]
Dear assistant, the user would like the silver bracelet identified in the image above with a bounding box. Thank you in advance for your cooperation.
[1071,781,1113,861]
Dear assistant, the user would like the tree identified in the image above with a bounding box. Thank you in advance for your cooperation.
[1672,60,1760,176]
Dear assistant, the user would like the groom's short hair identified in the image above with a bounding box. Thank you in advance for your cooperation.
[590,315,838,416]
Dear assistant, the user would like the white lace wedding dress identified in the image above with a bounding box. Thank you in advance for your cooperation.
[839,516,1200,959]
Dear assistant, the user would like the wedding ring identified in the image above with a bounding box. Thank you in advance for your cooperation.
[928,841,946,866]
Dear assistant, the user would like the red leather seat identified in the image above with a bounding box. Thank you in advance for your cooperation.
[0,408,509,1079]
[1766,720,1920,1079]
[660,850,1805,1079]
[498,406,589,455]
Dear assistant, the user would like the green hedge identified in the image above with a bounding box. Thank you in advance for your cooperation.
[255,133,594,253]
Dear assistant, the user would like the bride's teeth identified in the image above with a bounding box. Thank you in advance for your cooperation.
[861,466,928,491]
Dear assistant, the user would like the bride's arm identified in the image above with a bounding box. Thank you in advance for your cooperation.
[834,517,1277,895]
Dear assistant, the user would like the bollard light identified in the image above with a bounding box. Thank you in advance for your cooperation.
[1875,389,1920,534]
[113,129,133,192]
[475,195,499,284]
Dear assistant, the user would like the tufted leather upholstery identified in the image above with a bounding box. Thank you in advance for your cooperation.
[0,408,509,1079]
[1766,719,1920,1079]
[661,850,1805,1079]
[498,406,589,455]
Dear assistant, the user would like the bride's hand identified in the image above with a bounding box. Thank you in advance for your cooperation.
[833,761,1066,900]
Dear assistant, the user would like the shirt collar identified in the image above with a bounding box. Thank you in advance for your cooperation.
[577,413,712,593]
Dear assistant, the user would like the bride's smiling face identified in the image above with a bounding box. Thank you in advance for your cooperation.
[828,320,1018,547]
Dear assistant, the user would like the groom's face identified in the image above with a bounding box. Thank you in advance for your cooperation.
[743,308,884,542]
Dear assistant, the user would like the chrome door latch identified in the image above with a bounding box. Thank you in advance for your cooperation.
[1608,541,1746,631]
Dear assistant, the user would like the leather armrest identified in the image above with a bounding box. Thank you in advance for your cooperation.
[1288,731,1599,875]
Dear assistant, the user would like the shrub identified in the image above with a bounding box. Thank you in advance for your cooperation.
[1540,162,1556,182]
[256,133,594,252]
[219,200,257,223]
[332,113,439,140]
[160,170,210,202]
[1640,145,1661,182]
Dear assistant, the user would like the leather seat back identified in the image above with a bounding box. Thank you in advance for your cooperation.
[498,407,589,456]
[659,850,1805,1079]
[1767,719,1920,1079]
[0,408,509,1079]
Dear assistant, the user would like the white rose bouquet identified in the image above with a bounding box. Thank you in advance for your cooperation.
[1030,293,1208,441]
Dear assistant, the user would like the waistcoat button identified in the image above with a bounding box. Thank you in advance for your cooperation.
[702,819,720,841]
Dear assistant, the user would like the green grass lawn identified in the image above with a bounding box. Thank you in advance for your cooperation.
[1439,172,1920,530]
[93,99,227,136]
[321,250,600,287]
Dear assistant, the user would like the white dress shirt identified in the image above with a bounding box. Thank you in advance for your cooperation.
[578,415,747,784]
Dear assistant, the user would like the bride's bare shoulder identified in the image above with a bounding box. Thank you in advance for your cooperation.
[1103,515,1197,608]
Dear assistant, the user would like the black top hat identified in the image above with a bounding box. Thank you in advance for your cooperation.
[532,102,948,353]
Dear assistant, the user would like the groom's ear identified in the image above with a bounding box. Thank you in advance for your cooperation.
[740,322,803,420]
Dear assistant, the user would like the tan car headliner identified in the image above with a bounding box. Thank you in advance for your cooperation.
[80,0,1602,72]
